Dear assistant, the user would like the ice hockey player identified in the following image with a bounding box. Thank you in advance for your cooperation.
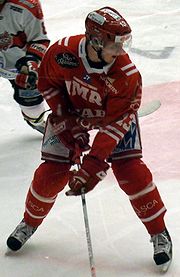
[0,0,50,133]
[7,6,172,272]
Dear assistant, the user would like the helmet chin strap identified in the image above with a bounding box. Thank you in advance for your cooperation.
[96,49,105,62]
[90,41,107,63]
[86,36,104,62]
[85,40,108,68]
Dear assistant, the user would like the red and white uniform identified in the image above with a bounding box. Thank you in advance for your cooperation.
[0,0,49,69]
[24,35,167,236]
[39,35,142,162]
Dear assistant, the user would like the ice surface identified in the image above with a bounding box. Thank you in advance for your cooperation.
[0,1,180,276]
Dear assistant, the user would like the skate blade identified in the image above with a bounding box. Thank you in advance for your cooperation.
[5,247,15,256]
[158,259,172,272]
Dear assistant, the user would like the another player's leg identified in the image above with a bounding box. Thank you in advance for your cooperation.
[20,103,47,134]
[7,161,70,251]
[112,158,172,271]
[11,80,46,134]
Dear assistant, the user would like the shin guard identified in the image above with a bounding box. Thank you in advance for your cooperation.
[24,162,70,227]
[112,158,166,234]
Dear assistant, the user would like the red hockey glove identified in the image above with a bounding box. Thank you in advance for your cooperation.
[15,56,39,89]
[66,155,110,196]
[71,126,90,151]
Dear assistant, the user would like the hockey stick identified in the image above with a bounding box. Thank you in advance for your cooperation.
[81,187,96,277]
[0,68,161,118]
[138,100,161,117]
[75,162,96,277]
[0,68,18,80]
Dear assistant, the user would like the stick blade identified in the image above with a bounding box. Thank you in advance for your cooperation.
[138,100,161,117]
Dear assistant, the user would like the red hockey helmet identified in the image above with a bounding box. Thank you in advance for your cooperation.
[85,7,132,52]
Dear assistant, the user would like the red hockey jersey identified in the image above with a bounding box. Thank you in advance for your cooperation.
[38,35,142,161]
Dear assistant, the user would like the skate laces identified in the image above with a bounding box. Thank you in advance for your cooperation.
[13,220,37,242]
[151,230,171,255]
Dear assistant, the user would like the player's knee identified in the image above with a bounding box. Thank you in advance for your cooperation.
[32,161,71,197]
[111,158,152,195]
[13,86,43,106]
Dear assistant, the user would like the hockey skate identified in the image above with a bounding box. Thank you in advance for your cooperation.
[25,118,46,134]
[151,228,172,272]
[22,109,47,134]
[7,219,37,251]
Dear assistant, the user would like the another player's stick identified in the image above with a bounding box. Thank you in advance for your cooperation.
[0,68,161,118]
[0,67,17,80]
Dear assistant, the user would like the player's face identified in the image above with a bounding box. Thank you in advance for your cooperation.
[101,41,124,63]
[101,34,132,63]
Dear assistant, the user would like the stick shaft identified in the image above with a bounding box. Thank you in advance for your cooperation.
[0,68,17,80]
[81,190,96,277]
[77,161,96,277]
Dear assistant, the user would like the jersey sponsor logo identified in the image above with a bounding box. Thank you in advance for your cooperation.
[75,108,105,118]
[10,5,23,13]
[100,76,119,94]
[28,200,44,212]
[30,43,47,54]
[55,52,79,68]
[134,200,159,217]
[42,135,60,148]
[71,78,102,106]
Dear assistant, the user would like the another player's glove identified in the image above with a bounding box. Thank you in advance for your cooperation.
[66,155,110,196]
[50,114,90,151]
[15,55,39,89]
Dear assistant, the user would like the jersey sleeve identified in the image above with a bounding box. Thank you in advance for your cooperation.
[18,0,50,59]
[37,41,70,115]
[89,73,142,161]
